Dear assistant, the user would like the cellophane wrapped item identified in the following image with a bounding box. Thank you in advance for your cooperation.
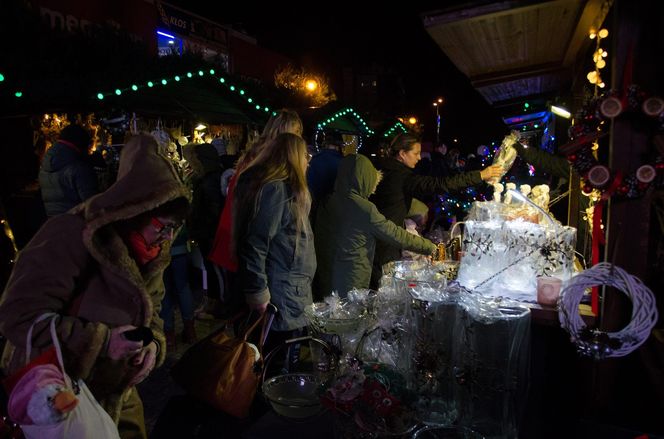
[453,294,531,438]
[488,131,519,185]
[408,282,466,426]
[456,220,576,302]
[305,291,375,356]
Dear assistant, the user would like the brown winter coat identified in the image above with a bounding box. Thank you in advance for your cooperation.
[0,134,190,423]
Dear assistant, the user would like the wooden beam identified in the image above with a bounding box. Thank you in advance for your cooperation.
[422,0,558,28]
[469,62,567,87]
[563,0,613,66]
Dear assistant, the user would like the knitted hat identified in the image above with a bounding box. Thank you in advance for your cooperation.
[59,124,91,150]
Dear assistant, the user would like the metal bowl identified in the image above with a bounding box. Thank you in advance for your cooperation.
[262,373,322,419]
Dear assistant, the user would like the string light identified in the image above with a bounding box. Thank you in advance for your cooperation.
[587,27,609,94]
[94,69,273,115]
[383,121,407,138]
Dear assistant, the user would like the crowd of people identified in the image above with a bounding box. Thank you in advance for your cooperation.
[0,109,518,437]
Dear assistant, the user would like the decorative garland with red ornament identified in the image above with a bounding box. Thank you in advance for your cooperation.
[561,84,664,198]
[558,84,664,315]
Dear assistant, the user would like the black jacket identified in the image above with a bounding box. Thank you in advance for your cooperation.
[38,141,99,216]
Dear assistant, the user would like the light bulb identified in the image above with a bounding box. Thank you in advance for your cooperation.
[596,59,606,69]
[598,29,609,39]
[602,50,608,57]
[587,71,598,83]
[589,30,597,39]
[599,82,606,88]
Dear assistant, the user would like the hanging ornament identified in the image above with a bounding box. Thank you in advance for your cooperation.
[587,165,611,188]
[635,164,656,183]
[599,97,623,118]
[642,97,664,117]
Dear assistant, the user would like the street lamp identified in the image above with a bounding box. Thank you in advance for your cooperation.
[433,97,444,145]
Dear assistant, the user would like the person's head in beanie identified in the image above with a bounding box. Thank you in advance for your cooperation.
[59,124,92,152]
[322,129,344,153]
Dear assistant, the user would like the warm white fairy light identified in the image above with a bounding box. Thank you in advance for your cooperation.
[587,28,609,94]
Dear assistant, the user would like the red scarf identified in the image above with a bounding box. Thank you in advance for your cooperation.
[127,231,160,265]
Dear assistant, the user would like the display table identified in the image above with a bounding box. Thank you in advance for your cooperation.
[526,302,595,327]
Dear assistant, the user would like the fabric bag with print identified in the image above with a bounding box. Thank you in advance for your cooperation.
[5,313,120,439]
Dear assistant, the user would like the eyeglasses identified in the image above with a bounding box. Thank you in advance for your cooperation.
[150,217,181,235]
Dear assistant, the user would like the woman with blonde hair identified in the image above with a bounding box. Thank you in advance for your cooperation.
[233,132,314,349]
[206,109,303,315]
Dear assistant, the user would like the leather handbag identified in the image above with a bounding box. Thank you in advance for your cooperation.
[171,308,275,418]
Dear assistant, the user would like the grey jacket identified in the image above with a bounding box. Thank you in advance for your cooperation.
[235,175,316,331]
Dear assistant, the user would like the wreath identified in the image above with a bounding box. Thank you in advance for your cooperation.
[560,84,664,199]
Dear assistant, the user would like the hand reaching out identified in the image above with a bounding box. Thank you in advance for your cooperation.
[480,164,504,183]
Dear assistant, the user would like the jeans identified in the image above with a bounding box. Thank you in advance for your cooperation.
[160,254,194,332]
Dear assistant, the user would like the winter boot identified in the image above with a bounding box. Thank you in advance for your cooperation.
[165,330,177,350]
[182,320,197,344]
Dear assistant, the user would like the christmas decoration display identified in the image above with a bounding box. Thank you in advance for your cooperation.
[559,262,658,359]
[563,85,664,199]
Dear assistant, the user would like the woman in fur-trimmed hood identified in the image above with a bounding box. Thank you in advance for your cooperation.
[0,134,190,438]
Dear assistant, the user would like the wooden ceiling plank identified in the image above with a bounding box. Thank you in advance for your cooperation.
[563,0,613,66]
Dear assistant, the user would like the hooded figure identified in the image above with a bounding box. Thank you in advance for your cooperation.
[0,134,190,438]
[314,154,436,297]
[39,124,99,217]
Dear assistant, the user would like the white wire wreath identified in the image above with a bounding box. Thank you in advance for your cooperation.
[558,262,658,359]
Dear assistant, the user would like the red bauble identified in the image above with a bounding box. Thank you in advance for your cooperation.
[582,184,593,194]
[568,154,577,162]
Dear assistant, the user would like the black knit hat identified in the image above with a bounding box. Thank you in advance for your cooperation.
[322,129,345,148]
[59,124,91,150]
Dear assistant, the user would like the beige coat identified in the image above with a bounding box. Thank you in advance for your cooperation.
[0,134,190,422]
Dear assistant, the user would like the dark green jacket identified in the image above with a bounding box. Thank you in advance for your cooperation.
[315,155,436,297]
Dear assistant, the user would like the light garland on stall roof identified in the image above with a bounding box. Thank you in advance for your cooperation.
[558,262,658,359]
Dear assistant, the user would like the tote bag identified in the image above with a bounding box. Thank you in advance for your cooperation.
[6,313,120,439]
[171,309,274,418]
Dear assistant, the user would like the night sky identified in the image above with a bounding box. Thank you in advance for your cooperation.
[169,1,508,152]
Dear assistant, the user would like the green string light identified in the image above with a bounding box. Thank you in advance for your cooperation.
[97,69,273,116]
[14,91,22,98]
[0,73,5,82]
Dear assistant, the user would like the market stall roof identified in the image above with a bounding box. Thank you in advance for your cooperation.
[380,120,408,140]
[1,67,273,125]
[422,0,611,109]
[301,103,374,136]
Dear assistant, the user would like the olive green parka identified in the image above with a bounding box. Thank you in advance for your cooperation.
[314,155,436,297]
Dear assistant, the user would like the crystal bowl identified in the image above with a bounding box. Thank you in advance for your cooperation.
[262,373,322,419]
